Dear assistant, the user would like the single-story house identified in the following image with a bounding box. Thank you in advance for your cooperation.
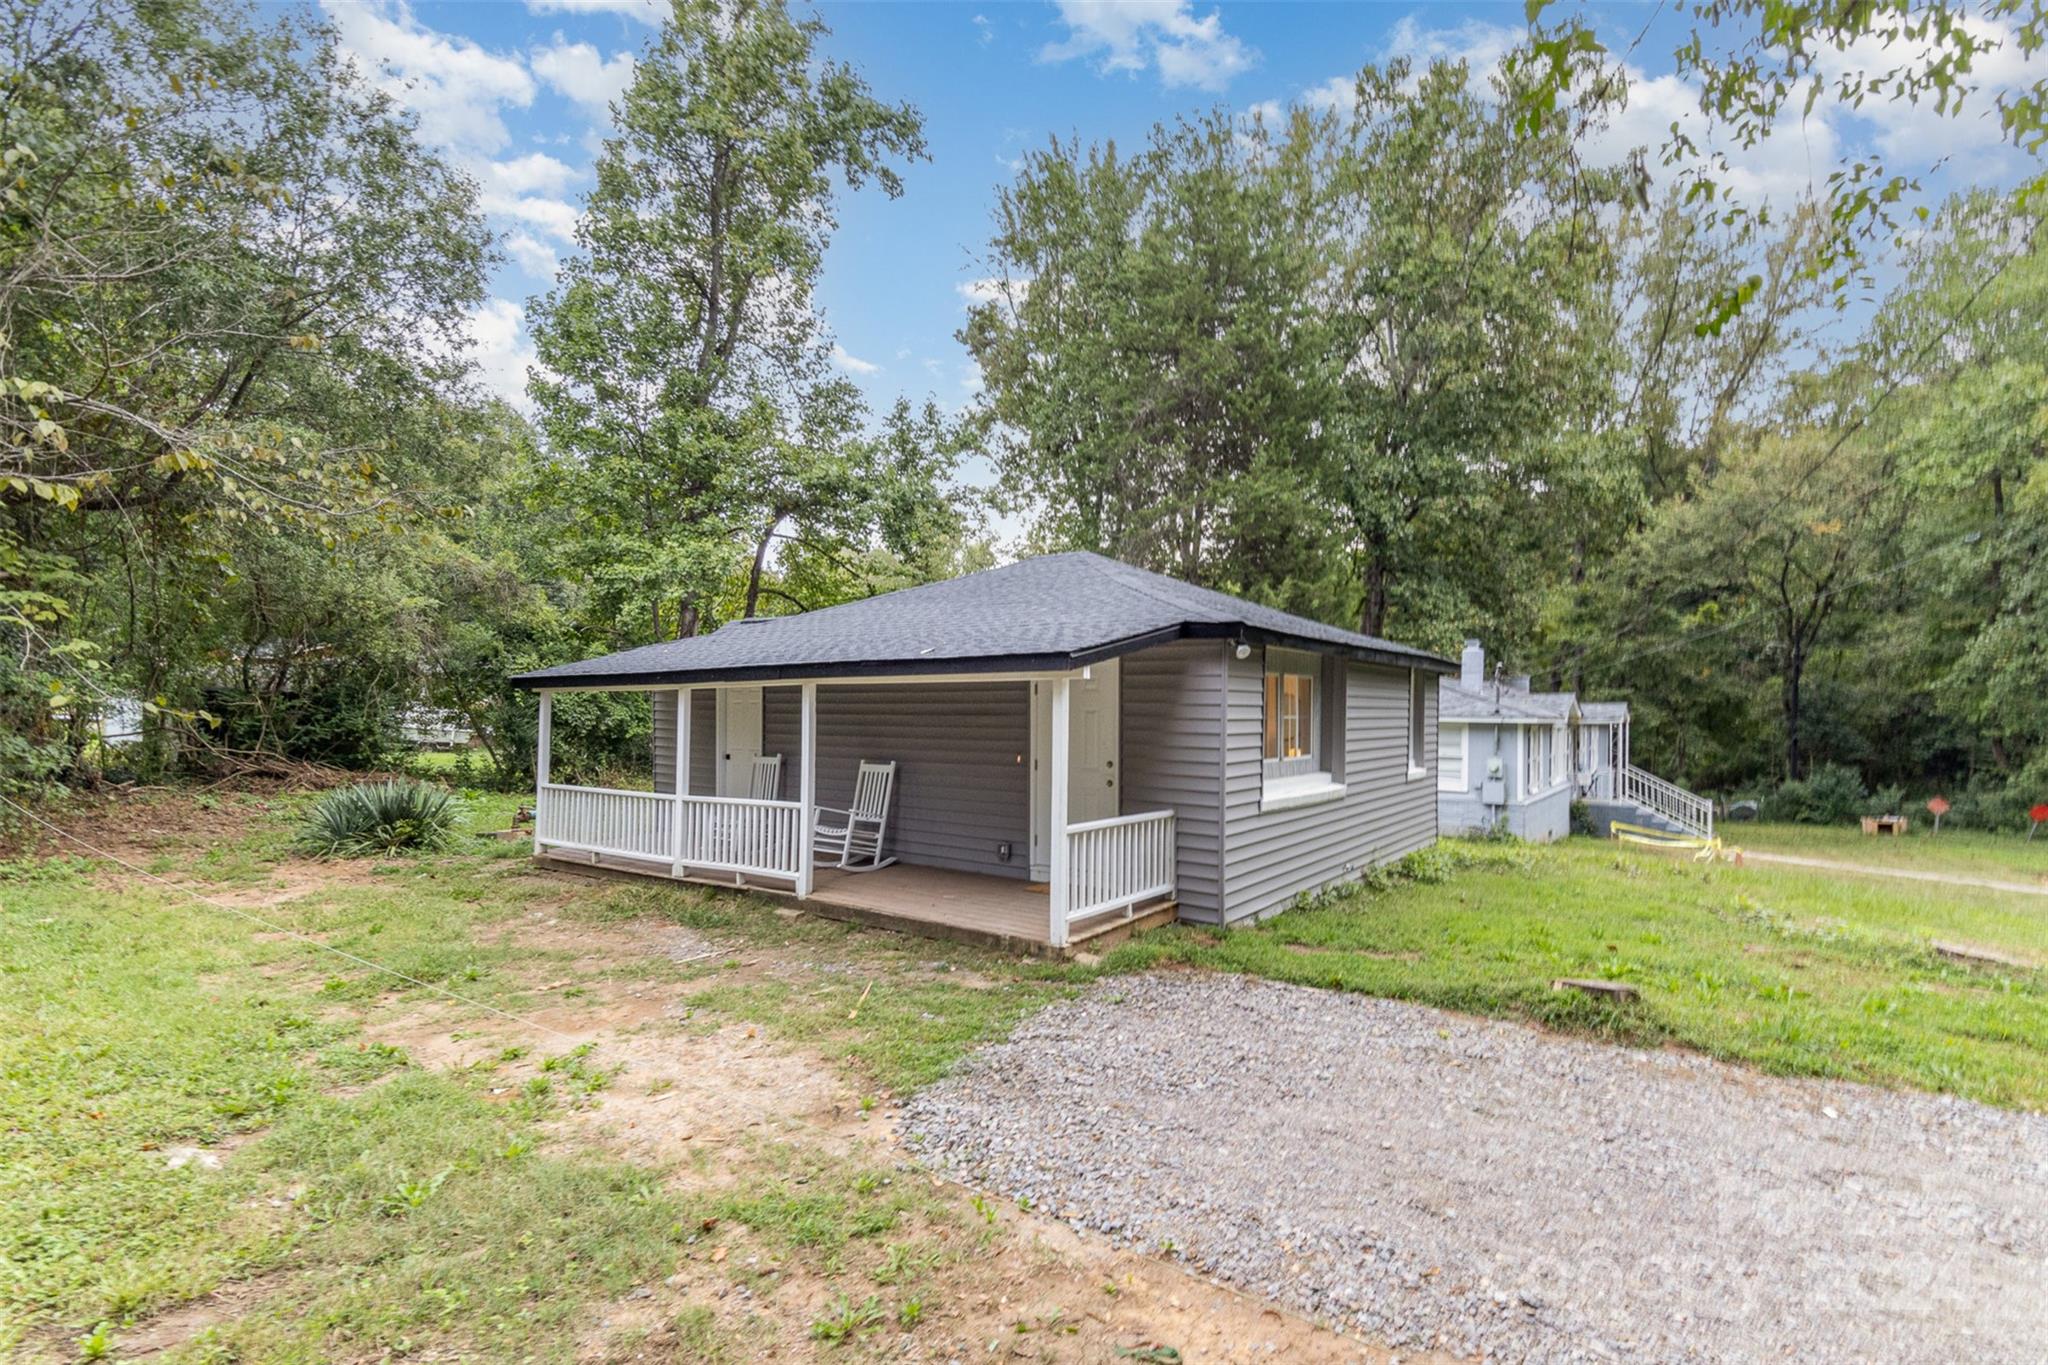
[1439,641,1712,841]
[1438,641,1581,842]
[511,552,1454,952]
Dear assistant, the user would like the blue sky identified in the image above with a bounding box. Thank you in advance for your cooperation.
[318,0,2045,428]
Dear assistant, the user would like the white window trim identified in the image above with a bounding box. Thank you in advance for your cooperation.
[1406,668,1428,780]
[1438,723,1468,792]
[1260,771,1347,813]
[1261,646,1328,783]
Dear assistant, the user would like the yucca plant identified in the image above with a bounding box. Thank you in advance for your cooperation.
[297,780,458,857]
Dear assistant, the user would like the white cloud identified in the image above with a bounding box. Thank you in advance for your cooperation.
[1248,74,1354,126]
[1815,13,2048,181]
[1369,15,1830,208]
[323,0,534,155]
[526,0,661,21]
[956,276,1011,307]
[974,13,994,46]
[1382,15,1520,81]
[461,298,541,409]
[475,152,584,246]
[1041,0,1255,91]
[483,151,579,197]
[532,36,637,117]
[831,343,882,376]
[506,231,560,276]
[1370,11,2047,211]
[479,191,581,243]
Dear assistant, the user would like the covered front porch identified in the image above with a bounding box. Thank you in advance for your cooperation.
[528,667,1178,952]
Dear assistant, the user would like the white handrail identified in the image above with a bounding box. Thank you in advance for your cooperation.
[540,781,666,800]
[536,784,806,880]
[676,794,804,879]
[1063,809,1175,925]
[537,785,674,861]
[1622,764,1714,839]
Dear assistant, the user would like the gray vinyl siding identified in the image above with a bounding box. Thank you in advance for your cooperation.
[1437,720,1571,842]
[758,681,1031,879]
[1118,640,1226,922]
[649,689,719,795]
[652,690,677,794]
[1219,651,1438,924]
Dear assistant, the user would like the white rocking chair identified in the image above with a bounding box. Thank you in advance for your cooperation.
[813,760,897,872]
[749,754,784,800]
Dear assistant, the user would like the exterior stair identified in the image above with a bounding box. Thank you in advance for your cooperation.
[1580,764,1714,840]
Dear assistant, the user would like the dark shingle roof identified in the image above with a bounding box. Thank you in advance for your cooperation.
[511,552,1452,689]
[1438,678,1579,723]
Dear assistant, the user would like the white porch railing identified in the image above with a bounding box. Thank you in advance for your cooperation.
[1063,809,1176,927]
[676,794,804,880]
[536,786,805,880]
[1621,764,1714,840]
[537,784,675,861]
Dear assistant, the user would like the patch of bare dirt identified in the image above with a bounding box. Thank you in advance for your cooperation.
[358,993,851,1166]
[100,1272,289,1359]
[13,787,279,866]
[585,1192,1430,1364]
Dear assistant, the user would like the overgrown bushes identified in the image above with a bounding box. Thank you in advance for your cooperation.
[297,781,458,856]
[1753,761,2047,830]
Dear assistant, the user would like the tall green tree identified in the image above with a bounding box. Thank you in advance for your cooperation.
[1875,192,2048,780]
[1,0,497,785]
[962,108,1331,593]
[1320,58,1633,643]
[529,0,928,644]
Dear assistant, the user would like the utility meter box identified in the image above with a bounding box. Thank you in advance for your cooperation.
[1481,777,1506,805]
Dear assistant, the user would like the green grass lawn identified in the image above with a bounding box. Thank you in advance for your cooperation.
[1729,820,2048,881]
[0,790,1071,1361]
[6,790,2047,1359]
[1108,839,2048,1110]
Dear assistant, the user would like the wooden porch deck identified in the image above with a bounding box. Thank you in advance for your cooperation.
[534,849,1175,956]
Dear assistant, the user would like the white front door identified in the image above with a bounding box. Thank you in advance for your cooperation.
[1029,661,1120,880]
[715,686,763,797]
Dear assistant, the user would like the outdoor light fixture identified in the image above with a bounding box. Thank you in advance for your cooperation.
[1233,640,1252,661]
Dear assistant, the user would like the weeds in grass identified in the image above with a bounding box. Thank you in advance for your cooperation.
[376,1169,451,1216]
[809,1293,885,1344]
[871,1242,940,1285]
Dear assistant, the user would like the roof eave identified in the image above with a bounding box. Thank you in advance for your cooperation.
[507,620,1453,692]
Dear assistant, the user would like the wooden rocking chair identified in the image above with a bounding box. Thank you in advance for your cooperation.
[749,754,784,800]
[813,760,897,871]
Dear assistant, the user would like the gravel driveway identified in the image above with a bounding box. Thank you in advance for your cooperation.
[902,973,2048,1363]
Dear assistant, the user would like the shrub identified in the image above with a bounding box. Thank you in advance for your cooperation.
[297,780,458,856]
[1569,800,1597,836]
[1771,764,1867,825]
[1946,773,2033,833]
[1864,784,1907,819]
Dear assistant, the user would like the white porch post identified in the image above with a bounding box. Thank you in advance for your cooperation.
[1047,674,1072,948]
[672,687,691,876]
[533,690,553,856]
[797,682,817,898]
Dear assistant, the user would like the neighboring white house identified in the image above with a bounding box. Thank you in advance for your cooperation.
[1439,641,1713,841]
[1437,642,1580,842]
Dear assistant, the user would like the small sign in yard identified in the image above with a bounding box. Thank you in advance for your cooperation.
[1927,795,1950,835]
[2031,804,2048,841]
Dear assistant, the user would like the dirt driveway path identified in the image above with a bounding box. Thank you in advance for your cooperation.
[904,972,2048,1365]
[1737,848,2048,897]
